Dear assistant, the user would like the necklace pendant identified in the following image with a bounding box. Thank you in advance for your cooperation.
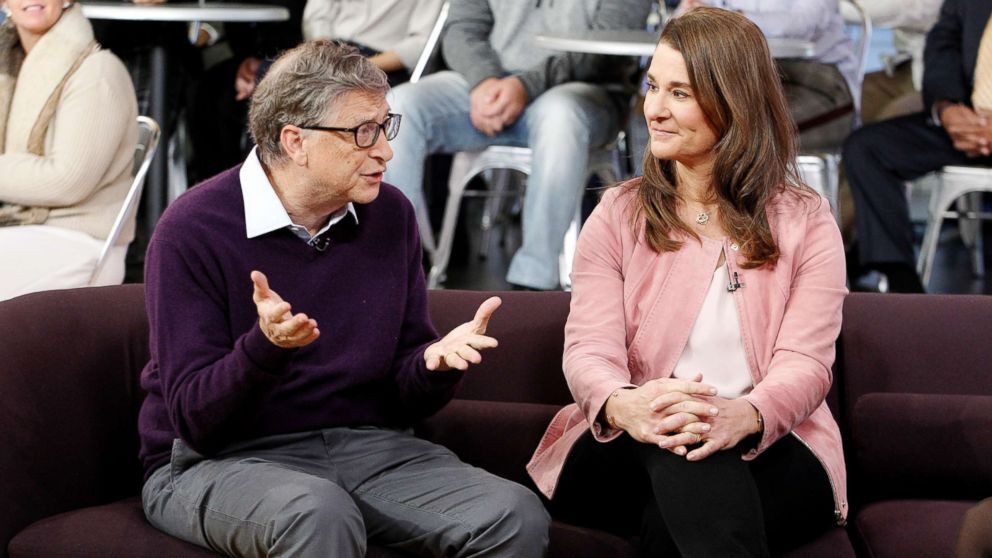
[695,212,710,226]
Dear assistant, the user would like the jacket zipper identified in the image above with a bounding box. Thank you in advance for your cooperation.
[790,430,845,525]
[725,239,844,525]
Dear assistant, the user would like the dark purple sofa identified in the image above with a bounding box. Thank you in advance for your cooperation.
[1,286,989,557]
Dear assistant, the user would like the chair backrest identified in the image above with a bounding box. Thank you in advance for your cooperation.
[409,1,450,83]
[87,116,161,286]
[840,0,872,101]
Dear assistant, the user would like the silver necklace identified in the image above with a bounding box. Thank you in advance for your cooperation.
[695,211,710,226]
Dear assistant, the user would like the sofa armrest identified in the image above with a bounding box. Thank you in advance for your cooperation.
[853,393,992,501]
[416,399,562,489]
[0,286,149,558]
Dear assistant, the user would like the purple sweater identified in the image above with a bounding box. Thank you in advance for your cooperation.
[138,167,459,477]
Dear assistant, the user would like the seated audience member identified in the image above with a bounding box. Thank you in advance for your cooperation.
[527,9,847,557]
[957,497,992,558]
[860,0,942,123]
[0,0,138,300]
[303,0,443,86]
[139,40,549,557]
[384,0,652,291]
[678,0,859,150]
[188,0,440,184]
[844,0,992,293]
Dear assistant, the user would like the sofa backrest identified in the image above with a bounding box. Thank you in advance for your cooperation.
[838,293,992,503]
[0,284,150,558]
[427,289,574,405]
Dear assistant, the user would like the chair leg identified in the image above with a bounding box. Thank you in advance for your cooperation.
[478,170,515,260]
[917,179,954,289]
[958,192,986,277]
[428,154,475,288]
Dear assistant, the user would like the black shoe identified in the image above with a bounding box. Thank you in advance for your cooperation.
[875,264,925,293]
[509,282,541,291]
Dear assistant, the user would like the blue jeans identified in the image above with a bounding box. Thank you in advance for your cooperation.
[142,428,549,557]
[385,71,622,289]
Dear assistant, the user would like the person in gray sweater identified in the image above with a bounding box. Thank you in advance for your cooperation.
[384,0,652,290]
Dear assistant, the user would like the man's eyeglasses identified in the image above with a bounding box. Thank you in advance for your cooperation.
[298,113,401,148]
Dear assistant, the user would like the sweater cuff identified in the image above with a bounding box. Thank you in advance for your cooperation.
[240,323,294,375]
[515,70,548,103]
[462,63,505,92]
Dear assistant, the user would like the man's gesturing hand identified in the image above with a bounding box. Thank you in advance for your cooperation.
[251,270,320,348]
[424,296,501,371]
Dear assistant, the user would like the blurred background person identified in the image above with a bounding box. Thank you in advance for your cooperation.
[528,8,847,557]
[0,0,138,300]
[303,0,443,86]
[678,0,858,151]
[843,0,992,293]
[859,0,942,123]
[187,0,441,185]
[385,0,652,291]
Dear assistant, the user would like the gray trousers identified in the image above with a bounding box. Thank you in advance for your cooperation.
[778,60,855,151]
[142,427,550,557]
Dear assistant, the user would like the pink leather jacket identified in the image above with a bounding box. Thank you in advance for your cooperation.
[526,181,849,524]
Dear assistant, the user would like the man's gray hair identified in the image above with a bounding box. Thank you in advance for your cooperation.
[248,40,389,166]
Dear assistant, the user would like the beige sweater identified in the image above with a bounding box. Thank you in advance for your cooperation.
[0,6,138,242]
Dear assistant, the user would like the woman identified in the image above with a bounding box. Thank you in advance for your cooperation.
[0,0,137,300]
[527,8,847,557]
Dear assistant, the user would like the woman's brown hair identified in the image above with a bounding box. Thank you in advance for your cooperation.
[635,7,813,268]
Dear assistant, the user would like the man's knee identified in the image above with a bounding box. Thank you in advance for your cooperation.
[466,482,550,556]
[267,480,366,556]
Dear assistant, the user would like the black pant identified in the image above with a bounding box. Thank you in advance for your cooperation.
[843,111,992,270]
[551,433,835,557]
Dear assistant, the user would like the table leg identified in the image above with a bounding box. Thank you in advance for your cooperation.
[145,44,168,239]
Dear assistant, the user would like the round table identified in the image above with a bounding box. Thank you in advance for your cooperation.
[534,29,814,59]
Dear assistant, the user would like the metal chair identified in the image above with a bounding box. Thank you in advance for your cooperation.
[405,1,450,257]
[425,144,623,289]
[88,116,161,285]
[916,166,992,289]
[796,153,841,221]
[794,0,870,228]
[840,0,872,123]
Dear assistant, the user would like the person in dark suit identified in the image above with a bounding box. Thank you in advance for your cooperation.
[843,0,992,293]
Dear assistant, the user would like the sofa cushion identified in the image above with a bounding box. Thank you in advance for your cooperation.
[839,294,992,430]
[7,497,413,558]
[428,290,573,405]
[780,527,856,558]
[417,399,562,487]
[852,393,992,501]
[853,499,974,558]
[8,499,216,558]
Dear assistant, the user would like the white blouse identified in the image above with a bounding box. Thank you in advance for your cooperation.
[672,262,753,399]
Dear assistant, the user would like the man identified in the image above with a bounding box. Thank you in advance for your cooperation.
[384,0,652,291]
[678,0,859,150]
[843,0,992,293]
[138,41,549,557]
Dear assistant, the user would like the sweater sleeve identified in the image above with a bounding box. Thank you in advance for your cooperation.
[563,188,638,441]
[743,199,847,454]
[0,54,135,207]
[389,199,461,421]
[440,0,505,90]
[145,235,294,455]
[514,0,650,101]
